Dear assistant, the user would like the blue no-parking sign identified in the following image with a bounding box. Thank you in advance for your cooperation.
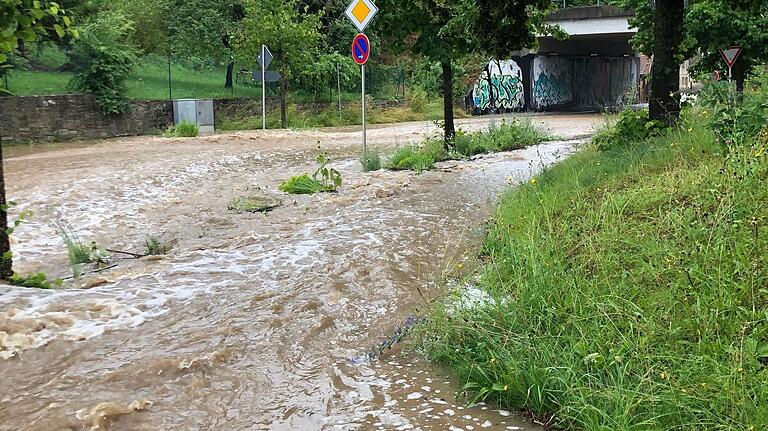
[352,34,370,66]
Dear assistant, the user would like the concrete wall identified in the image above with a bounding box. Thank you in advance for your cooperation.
[0,95,406,143]
[470,59,526,114]
[531,56,574,110]
[466,54,640,113]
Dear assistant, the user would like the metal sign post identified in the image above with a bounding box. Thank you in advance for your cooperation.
[258,44,274,130]
[346,0,378,159]
[352,34,371,157]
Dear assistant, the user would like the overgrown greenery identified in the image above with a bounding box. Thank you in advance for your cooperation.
[69,11,138,114]
[423,83,768,430]
[279,147,342,194]
[163,121,199,138]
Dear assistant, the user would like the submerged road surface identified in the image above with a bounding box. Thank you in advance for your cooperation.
[0,114,602,430]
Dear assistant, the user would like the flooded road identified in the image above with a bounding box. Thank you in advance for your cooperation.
[0,114,602,430]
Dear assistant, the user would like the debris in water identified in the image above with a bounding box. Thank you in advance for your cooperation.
[75,399,152,430]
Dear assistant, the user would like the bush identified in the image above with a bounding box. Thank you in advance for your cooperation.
[69,11,138,115]
[592,108,664,151]
[361,150,382,172]
[9,272,62,289]
[163,121,199,138]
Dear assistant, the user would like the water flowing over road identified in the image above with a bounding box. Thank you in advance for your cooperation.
[0,114,601,430]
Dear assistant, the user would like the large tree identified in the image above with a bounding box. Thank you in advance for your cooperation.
[375,0,472,146]
[0,0,75,279]
[235,0,322,128]
[686,0,768,92]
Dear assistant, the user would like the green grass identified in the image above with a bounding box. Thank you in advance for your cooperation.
[3,56,262,99]
[384,120,550,173]
[422,111,768,430]
[454,120,551,156]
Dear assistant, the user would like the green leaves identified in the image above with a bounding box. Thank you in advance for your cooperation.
[1,0,76,65]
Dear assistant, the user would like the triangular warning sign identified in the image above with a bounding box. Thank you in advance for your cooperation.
[719,47,742,68]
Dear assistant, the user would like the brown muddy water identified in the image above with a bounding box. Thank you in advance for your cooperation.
[0,114,602,430]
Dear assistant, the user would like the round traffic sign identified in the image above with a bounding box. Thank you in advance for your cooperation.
[352,34,370,66]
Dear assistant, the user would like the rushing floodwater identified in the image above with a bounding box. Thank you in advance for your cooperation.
[0,115,598,430]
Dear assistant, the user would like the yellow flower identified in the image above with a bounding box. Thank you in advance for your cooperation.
[755,148,764,158]
[530,178,537,185]
[688,128,693,132]
[490,358,496,363]
[660,371,669,380]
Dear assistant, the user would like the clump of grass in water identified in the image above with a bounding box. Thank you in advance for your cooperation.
[144,236,172,255]
[360,150,381,172]
[56,220,108,276]
[421,110,768,429]
[9,272,62,289]
[280,144,343,194]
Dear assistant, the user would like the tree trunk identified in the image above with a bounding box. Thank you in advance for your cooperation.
[0,136,13,280]
[649,0,685,125]
[225,62,234,89]
[441,59,456,147]
[279,62,287,129]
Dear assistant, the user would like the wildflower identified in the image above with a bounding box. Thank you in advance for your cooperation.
[660,371,669,380]
[688,128,693,132]
[503,385,508,391]
[490,358,496,363]
[755,148,764,158]
[529,178,537,185]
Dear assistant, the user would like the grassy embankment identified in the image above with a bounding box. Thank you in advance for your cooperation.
[423,106,768,430]
[4,49,455,129]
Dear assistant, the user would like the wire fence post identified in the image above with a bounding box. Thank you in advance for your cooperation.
[167,55,172,100]
[337,62,342,114]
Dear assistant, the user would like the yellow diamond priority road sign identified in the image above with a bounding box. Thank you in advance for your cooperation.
[345,0,378,33]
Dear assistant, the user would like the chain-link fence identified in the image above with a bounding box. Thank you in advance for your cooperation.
[1,48,405,103]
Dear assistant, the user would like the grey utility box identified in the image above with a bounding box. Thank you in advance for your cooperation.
[172,99,214,135]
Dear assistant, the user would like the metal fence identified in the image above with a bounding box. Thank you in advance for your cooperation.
[0,52,405,103]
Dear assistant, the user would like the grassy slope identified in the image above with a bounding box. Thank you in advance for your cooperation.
[424,115,768,430]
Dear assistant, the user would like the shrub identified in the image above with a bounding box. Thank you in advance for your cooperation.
[9,272,62,289]
[592,108,664,151]
[163,121,199,138]
[361,150,382,172]
[409,88,429,113]
[69,11,138,115]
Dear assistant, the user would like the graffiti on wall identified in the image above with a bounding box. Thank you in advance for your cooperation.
[531,57,572,109]
[472,59,524,112]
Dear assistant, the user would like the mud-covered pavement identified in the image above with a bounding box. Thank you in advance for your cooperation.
[0,114,602,430]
